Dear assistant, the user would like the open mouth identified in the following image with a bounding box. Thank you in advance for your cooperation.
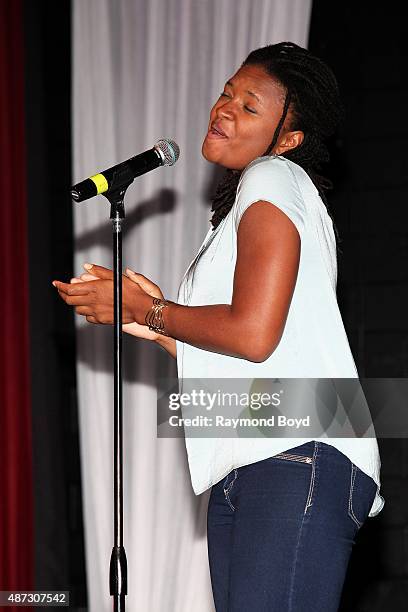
[208,124,228,139]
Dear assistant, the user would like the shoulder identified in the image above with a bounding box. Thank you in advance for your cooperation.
[239,155,303,187]
[233,155,307,234]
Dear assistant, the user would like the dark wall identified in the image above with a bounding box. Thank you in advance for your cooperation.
[23,1,87,608]
[309,2,408,610]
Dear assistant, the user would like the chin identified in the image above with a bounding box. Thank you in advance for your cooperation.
[201,141,219,164]
[201,139,250,170]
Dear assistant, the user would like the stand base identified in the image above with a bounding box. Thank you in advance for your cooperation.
[110,545,128,606]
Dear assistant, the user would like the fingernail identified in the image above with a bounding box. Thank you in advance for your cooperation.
[84,263,93,270]
[52,281,57,287]
[126,268,135,275]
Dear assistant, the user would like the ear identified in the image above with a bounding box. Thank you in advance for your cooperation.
[275,130,304,155]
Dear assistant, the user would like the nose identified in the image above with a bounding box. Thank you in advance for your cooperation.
[217,98,236,120]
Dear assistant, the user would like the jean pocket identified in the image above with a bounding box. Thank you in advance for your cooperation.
[272,452,313,465]
[272,441,316,465]
[271,443,318,515]
[348,463,377,529]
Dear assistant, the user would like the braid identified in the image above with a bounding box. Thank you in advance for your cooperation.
[210,42,343,247]
[266,88,292,153]
[210,169,241,230]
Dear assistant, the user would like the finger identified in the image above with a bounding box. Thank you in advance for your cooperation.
[83,263,113,280]
[125,268,162,295]
[59,292,91,306]
[125,269,157,288]
[86,316,98,324]
[75,306,93,316]
[70,274,94,283]
[125,268,149,281]
[53,281,91,295]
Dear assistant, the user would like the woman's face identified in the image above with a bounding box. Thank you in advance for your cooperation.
[202,64,299,170]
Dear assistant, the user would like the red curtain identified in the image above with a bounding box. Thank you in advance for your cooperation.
[0,0,34,600]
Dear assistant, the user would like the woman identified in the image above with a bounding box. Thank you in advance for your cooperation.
[54,42,384,611]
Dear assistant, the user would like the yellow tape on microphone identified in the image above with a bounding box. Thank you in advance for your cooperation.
[90,173,109,194]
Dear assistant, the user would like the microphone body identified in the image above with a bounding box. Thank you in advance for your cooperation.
[71,139,179,202]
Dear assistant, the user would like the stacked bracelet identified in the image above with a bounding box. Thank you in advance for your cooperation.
[145,297,171,336]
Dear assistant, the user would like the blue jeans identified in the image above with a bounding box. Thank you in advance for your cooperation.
[207,441,377,612]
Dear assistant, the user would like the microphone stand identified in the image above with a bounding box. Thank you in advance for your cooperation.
[72,141,179,610]
[102,180,132,612]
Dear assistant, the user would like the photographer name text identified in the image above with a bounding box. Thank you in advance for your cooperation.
[168,415,310,429]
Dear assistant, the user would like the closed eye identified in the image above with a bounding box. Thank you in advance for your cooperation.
[219,93,257,114]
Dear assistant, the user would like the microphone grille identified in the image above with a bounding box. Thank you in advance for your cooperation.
[155,139,180,166]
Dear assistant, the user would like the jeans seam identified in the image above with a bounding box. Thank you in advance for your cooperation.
[288,443,319,609]
[348,463,363,528]
[223,468,238,512]
[288,494,308,611]
[304,441,319,514]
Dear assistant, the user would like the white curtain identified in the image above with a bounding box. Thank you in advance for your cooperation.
[72,1,312,610]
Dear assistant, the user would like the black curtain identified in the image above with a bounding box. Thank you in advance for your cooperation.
[309,2,408,610]
[23,1,87,608]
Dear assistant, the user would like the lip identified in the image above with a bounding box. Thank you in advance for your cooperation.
[207,122,229,139]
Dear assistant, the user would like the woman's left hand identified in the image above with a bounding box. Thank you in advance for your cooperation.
[52,264,154,325]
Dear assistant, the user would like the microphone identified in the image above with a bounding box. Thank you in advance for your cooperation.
[71,138,180,202]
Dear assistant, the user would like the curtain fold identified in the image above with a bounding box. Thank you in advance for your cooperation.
[73,1,312,609]
[0,0,33,602]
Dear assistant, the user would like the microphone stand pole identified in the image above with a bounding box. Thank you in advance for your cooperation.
[72,141,179,609]
[102,181,132,612]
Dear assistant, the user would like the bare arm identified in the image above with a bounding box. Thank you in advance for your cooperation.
[160,200,300,362]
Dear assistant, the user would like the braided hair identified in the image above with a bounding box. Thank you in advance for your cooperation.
[210,42,343,242]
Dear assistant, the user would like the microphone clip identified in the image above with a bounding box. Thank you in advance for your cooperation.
[103,169,133,221]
